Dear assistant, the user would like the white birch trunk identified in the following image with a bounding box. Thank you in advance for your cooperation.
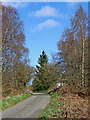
[82,28,85,87]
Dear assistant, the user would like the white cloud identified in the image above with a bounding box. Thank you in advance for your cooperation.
[33,19,60,31]
[31,6,59,17]
[1,2,28,8]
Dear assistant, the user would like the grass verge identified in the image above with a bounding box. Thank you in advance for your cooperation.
[1,91,33,110]
[39,92,64,119]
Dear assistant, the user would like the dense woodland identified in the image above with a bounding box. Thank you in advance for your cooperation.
[1,4,88,97]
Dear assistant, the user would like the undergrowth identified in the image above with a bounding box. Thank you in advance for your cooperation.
[39,92,64,119]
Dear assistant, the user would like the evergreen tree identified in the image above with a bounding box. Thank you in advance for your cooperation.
[38,50,48,67]
[33,51,49,91]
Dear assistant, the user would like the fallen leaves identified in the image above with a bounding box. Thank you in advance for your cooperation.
[57,86,89,118]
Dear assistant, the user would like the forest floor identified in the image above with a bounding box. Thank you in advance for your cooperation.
[39,85,89,119]
[57,92,88,118]
[56,85,89,118]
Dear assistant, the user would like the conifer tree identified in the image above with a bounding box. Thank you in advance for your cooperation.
[33,51,49,91]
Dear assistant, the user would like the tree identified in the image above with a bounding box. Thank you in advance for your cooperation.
[2,5,32,95]
[33,51,49,91]
[33,51,63,91]
[57,6,88,88]
[38,50,48,67]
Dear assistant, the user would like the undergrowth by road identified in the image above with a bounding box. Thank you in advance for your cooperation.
[39,92,64,119]
[39,85,89,119]
[1,91,33,110]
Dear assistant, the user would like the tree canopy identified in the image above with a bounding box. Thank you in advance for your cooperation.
[2,5,33,96]
[57,6,88,88]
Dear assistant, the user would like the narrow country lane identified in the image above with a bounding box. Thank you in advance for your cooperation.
[2,93,50,118]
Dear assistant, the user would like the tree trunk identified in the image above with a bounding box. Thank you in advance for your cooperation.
[82,28,85,88]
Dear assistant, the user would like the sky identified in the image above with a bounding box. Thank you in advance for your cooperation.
[2,2,88,67]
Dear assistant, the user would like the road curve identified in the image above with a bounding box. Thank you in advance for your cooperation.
[2,93,50,118]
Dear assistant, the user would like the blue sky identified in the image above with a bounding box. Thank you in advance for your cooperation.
[3,2,88,67]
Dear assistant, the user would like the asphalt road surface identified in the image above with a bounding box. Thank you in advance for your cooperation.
[2,93,50,118]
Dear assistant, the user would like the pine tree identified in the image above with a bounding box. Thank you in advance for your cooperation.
[33,51,49,91]
[38,50,48,67]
